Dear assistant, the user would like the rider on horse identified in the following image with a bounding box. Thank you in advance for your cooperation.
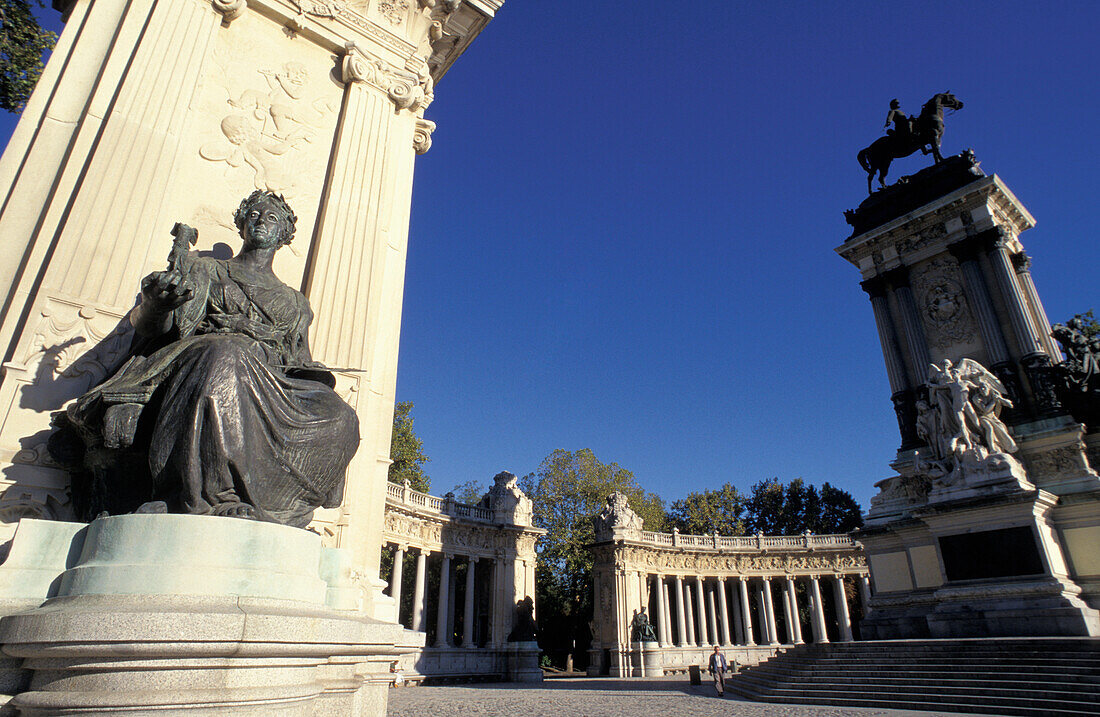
[884,99,914,144]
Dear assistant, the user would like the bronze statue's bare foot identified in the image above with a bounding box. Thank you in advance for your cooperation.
[212,502,257,519]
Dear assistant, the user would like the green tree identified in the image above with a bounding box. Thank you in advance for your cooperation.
[452,479,485,505]
[0,0,56,112]
[519,449,664,669]
[667,482,746,535]
[744,478,862,534]
[388,401,430,492]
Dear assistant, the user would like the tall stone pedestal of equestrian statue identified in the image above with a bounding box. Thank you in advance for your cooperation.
[838,152,1100,638]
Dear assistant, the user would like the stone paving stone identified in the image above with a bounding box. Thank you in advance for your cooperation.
[387,678,983,717]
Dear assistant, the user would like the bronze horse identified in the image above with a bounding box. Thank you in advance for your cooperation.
[857,92,964,193]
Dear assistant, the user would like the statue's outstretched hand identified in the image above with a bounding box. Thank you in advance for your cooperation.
[141,269,195,312]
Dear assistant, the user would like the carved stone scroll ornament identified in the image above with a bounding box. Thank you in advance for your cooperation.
[212,0,246,24]
[413,118,436,154]
[342,44,434,113]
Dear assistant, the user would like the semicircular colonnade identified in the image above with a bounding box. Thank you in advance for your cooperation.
[589,493,869,677]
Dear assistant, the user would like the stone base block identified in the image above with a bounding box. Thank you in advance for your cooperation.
[638,641,663,677]
[0,514,423,715]
[505,641,542,682]
[1,594,420,716]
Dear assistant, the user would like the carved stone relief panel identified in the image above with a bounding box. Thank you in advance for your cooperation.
[911,256,979,354]
[1022,443,1093,481]
[0,296,131,529]
[167,10,343,289]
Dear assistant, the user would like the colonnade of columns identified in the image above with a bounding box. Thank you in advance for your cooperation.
[646,573,869,648]
[386,543,502,648]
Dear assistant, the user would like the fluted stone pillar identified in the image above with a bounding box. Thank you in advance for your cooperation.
[390,546,405,617]
[674,575,687,646]
[694,577,709,646]
[988,237,1047,358]
[716,578,732,646]
[705,582,719,646]
[862,278,910,394]
[729,579,745,645]
[760,579,778,645]
[654,575,669,647]
[411,549,428,632]
[859,575,873,617]
[463,556,478,648]
[887,269,932,382]
[809,575,829,644]
[683,580,697,646]
[738,577,756,646]
[833,576,853,642]
[660,580,668,646]
[1013,253,1060,358]
[780,579,795,644]
[786,576,804,644]
[435,554,452,647]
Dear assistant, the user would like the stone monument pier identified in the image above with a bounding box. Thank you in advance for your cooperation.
[0,0,505,712]
[839,152,1100,638]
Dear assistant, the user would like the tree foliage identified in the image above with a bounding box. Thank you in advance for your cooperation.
[743,478,863,534]
[519,449,664,667]
[452,479,485,506]
[668,482,746,535]
[0,0,55,113]
[388,401,430,492]
[667,478,862,537]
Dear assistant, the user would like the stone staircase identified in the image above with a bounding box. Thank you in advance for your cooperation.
[727,638,1100,717]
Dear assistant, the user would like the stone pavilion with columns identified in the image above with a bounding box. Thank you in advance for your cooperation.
[588,492,868,677]
[380,472,545,682]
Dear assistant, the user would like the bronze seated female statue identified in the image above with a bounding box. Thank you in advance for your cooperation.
[50,191,359,528]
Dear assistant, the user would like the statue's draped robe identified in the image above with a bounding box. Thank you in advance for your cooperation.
[66,255,359,528]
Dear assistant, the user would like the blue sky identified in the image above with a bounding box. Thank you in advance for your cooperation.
[4,1,1098,513]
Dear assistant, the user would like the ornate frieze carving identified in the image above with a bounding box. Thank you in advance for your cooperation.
[1021,443,1093,481]
[378,0,410,24]
[591,540,865,578]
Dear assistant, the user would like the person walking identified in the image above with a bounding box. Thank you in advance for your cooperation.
[708,645,728,696]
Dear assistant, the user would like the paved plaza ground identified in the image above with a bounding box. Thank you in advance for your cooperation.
[387,677,982,717]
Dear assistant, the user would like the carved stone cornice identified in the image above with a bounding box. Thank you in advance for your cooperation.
[341,43,434,112]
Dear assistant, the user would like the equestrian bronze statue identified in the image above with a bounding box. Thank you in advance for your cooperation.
[858,92,964,193]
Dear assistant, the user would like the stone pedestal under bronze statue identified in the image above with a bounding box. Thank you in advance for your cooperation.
[839,153,1100,639]
[0,514,423,715]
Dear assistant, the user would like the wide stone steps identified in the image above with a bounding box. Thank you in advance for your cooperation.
[727,638,1100,717]
[739,670,1100,692]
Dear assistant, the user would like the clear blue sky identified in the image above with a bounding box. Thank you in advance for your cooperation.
[4,1,1098,513]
